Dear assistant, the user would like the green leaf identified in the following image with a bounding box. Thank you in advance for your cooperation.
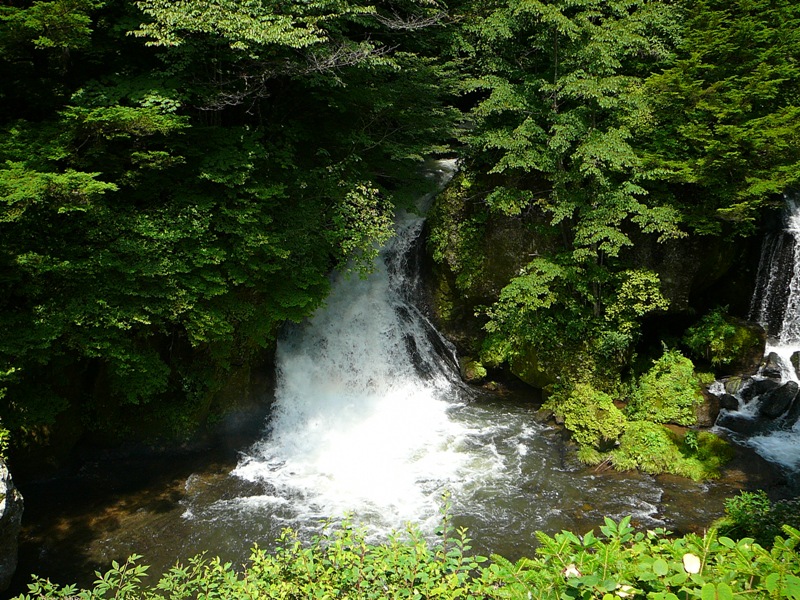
[653,559,669,577]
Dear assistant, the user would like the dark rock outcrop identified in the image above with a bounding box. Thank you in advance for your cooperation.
[761,352,785,379]
[719,394,740,411]
[716,413,769,436]
[0,460,23,592]
[746,378,782,402]
[695,389,721,427]
[782,396,800,428]
[758,381,799,419]
[791,351,800,380]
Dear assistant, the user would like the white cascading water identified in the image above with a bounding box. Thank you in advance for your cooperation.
[232,160,494,533]
[737,195,800,471]
[206,159,666,544]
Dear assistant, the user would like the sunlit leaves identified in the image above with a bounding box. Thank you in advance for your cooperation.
[461,0,683,263]
[133,0,337,49]
[0,0,103,51]
[329,182,394,273]
[19,519,800,599]
[645,0,800,231]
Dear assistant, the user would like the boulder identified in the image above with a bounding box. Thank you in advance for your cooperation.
[695,389,721,427]
[748,378,782,401]
[509,344,556,390]
[458,357,487,383]
[716,413,769,436]
[761,351,785,379]
[723,376,751,396]
[783,396,800,428]
[0,460,23,592]
[792,351,800,380]
[719,394,740,411]
[758,380,799,419]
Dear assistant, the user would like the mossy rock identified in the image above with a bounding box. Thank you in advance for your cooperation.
[508,344,557,390]
[580,422,734,481]
[458,357,487,383]
[546,383,626,450]
[683,311,766,376]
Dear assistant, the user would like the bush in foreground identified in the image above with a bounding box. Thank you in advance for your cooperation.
[16,516,800,599]
[717,490,800,548]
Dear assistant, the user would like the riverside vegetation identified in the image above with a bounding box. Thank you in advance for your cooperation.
[15,515,800,599]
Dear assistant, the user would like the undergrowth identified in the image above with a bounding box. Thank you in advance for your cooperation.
[17,516,800,599]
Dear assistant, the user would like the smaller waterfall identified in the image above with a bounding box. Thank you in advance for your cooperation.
[719,195,800,472]
[749,196,800,342]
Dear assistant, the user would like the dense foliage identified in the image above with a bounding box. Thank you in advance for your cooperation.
[0,0,456,444]
[16,517,800,599]
[683,308,764,369]
[718,491,800,549]
[540,346,732,480]
[424,0,799,468]
[1,0,798,473]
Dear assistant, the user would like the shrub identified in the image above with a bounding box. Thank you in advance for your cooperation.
[626,349,703,426]
[18,517,800,600]
[683,307,763,367]
[606,423,733,480]
[546,383,627,449]
[718,491,800,547]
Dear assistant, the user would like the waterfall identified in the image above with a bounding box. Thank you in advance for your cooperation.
[749,196,800,343]
[201,159,670,545]
[232,159,485,533]
[722,195,800,472]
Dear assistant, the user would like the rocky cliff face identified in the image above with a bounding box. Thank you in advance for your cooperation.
[0,460,23,591]
[423,175,764,387]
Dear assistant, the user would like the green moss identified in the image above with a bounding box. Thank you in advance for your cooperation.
[605,422,733,480]
[546,383,627,449]
[459,357,487,382]
[626,349,703,426]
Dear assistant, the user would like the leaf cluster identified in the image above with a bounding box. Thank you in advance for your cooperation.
[718,491,800,549]
[626,349,703,426]
[16,517,800,600]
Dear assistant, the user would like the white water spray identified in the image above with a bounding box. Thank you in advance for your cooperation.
[735,195,800,471]
[232,160,496,532]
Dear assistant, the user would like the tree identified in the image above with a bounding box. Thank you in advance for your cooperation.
[644,0,800,234]
[451,0,681,386]
[0,0,457,444]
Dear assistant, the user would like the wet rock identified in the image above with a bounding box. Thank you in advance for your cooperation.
[716,413,769,436]
[724,376,751,396]
[0,460,23,592]
[695,389,720,427]
[758,381,799,419]
[719,394,740,411]
[792,351,800,380]
[761,352,784,379]
[783,396,800,428]
[748,378,782,401]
